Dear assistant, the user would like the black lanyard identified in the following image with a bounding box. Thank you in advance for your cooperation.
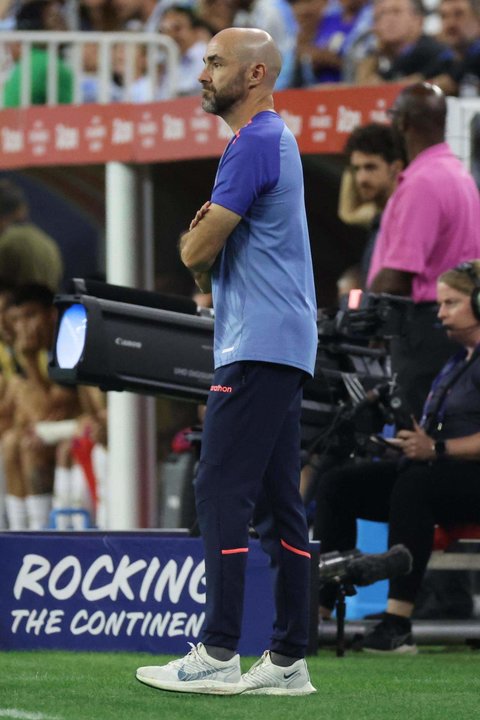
[421,346,480,436]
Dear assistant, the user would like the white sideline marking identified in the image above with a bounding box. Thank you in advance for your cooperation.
[0,710,61,720]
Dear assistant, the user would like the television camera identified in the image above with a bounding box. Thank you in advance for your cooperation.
[301,291,413,459]
[48,281,413,457]
[318,543,413,657]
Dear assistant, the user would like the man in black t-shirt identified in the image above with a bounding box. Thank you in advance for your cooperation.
[431,0,480,95]
[355,0,455,84]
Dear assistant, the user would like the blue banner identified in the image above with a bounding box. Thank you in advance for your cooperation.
[0,532,275,656]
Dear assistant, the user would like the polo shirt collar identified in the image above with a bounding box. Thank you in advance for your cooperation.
[399,142,450,183]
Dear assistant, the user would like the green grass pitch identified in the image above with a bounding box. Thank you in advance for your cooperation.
[1,648,480,720]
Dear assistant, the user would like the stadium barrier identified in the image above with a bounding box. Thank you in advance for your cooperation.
[0,30,179,107]
[0,531,319,656]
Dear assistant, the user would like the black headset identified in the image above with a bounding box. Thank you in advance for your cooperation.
[454,261,480,320]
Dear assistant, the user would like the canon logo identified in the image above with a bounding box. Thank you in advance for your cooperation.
[115,337,142,349]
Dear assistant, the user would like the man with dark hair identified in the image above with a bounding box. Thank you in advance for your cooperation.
[3,0,73,107]
[111,0,174,31]
[438,0,480,94]
[439,0,480,55]
[287,0,373,85]
[0,179,63,292]
[339,123,407,284]
[356,0,455,84]
[159,4,209,96]
[430,0,480,94]
[368,82,480,418]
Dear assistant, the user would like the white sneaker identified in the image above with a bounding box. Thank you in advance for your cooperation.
[136,642,242,695]
[238,651,317,696]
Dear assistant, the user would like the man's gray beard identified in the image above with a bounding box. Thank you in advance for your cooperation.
[201,94,220,114]
[201,76,246,116]
[202,92,236,116]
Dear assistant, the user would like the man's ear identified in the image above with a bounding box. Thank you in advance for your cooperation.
[249,62,266,86]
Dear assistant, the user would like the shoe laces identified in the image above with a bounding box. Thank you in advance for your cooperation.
[168,642,204,670]
[243,651,270,676]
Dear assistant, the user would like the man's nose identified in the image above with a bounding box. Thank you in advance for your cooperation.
[198,67,210,83]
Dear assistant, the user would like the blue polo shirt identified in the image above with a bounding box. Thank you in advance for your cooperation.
[210,111,318,376]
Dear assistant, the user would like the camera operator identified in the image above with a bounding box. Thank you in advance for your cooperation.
[314,261,480,653]
[367,82,480,419]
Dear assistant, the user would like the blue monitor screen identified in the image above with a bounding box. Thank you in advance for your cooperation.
[56,303,88,369]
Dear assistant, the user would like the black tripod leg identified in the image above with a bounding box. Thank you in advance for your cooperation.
[336,587,346,658]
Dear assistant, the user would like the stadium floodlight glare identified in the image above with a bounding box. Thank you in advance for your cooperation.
[48,279,215,400]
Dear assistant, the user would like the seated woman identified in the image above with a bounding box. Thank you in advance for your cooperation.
[314,260,480,653]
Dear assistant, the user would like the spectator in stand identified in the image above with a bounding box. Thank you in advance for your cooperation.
[79,0,121,30]
[0,280,16,529]
[52,388,108,529]
[0,0,17,29]
[339,123,406,286]
[355,0,455,85]
[111,42,158,101]
[342,0,377,83]
[2,284,84,530]
[287,0,328,86]
[78,0,124,102]
[437,0,480,95]
[0,281,21,528]
[0,282,19,382]
[112,0,191,31]
[3,0,73,107]
[438,0,480,55]
[0,179,63,292]
[195,0,235,34]
[420,0,480,95]
[288,0,374,86]
[232,0,297,88]
[158,4,210,96]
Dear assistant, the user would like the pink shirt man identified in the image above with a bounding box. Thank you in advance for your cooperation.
[367,143,480,302]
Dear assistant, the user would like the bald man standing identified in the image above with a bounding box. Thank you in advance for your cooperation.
[136,28,317,696]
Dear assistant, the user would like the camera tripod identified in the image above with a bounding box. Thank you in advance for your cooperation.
[333,581,357,658]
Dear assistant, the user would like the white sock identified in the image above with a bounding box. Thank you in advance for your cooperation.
[5,494,28,530]
[54,511,72,531]
[71,463,93,514]
[53,466,73,508]
[92,445,108,528]
[71,510,90,530]
[25,494,53,530]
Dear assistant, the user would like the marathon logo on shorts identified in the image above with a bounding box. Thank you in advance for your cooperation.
[210,385,233,393]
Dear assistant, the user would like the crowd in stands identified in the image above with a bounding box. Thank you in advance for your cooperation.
[2,0,480,105]
[0,179,108,531]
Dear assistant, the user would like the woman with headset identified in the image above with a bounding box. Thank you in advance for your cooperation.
[314,260,480,654]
